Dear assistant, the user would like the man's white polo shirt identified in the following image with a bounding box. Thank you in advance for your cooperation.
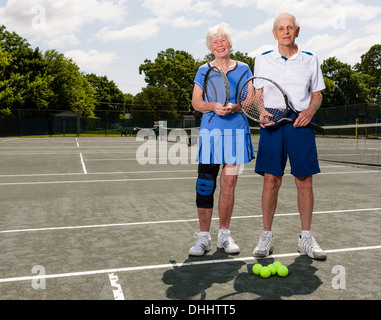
[253,45,325,112]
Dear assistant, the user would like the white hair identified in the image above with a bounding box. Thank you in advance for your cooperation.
[205,23,233,52]
[273,12,299,30]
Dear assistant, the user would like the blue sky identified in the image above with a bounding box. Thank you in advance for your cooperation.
[1,0,380,95]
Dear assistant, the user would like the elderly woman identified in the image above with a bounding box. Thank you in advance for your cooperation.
[189,23,255,256]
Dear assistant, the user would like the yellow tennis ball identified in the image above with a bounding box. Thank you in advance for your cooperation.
[260,266,271,279]
[252,263,263,275]
[268,264,277,276]
[273,261,282,270]
[277,265,289,277]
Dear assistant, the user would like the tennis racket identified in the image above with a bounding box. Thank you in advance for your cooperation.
[203,66,230,116]
[238,76,324,133]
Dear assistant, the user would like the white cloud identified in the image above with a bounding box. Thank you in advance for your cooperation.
[142,0,193,19]
[301,33,352,54]
[44,34,80,49]
[361,21,381,35]
[96,0,221,42]
[170,16,206,29]
[192,0,220,16]
[0,0,128,47]
[142,0,219,20]
[221,0,256,8]
[97,19,161,42]
[325,34,381,65]
[340,0,381,21]
[65,49,119,73]
[223,0,381,31]
[234,18,274,42]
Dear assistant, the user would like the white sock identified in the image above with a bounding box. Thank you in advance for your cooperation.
[264,230,273,237]
[218,228,230,236]
[199,231,210,239]
[301,230,311,239]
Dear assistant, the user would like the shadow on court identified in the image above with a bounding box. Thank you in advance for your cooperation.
[231,256,323,300]
[162,251,245,300]
[162,255,322,300]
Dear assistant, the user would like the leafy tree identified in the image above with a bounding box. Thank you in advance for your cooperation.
[44,50,96,117]
[321,77,344,108]
[321,57,373,106]
[132,86,178,120]
[231,51,255,71]
[355,44,381,103]
[139,48,199,114]
[0,50,13,117]
[0,25,53,114]
[355,44,381,79]
[86,73,127,119]
[124,93,134,114]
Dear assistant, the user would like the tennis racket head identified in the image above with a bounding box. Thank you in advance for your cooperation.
[238,76,289,123]
[203,66,230,106]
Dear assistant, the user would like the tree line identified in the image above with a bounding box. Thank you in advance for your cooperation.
[1,25,380,120]
[0,25,132,119]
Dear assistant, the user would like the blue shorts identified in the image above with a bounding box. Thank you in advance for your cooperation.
[255,121,320,178]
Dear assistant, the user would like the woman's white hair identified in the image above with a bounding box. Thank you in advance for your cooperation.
[273,12,299,30]
[205,23,233,52]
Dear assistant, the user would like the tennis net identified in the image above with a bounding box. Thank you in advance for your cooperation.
[248,123,381,166]
[135,123,381,167]
[135,126,200,146]
[317,123,381,166]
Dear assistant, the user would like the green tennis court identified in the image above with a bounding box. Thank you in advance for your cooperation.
[0,132,380,302]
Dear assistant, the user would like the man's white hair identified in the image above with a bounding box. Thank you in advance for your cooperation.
[206,23,233,52]
[273,12,299,30]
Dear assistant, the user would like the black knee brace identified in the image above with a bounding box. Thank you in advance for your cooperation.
[196,164,220,209]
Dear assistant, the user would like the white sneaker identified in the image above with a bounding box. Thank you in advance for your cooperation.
[253,232,274,257]
[298,236,327,260]
[188,233,212,256]
[217,228,240,254]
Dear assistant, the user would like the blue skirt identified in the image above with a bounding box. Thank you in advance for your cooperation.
[197,128,255,165]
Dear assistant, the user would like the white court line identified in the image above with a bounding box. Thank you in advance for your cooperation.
[0,138,20,143]
[0,208,379,235]
[0,165,345,179]
[79,153,87,175]
[0,245,380,284]
[320,153,380,157]
[0,170,379,187]
[0,151,138,156]
[0,170,198,178]
[0,176,196,186]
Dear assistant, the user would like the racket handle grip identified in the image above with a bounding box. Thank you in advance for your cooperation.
[307,122,324,134]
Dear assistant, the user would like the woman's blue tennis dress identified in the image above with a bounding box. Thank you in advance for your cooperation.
[194,62,255,165]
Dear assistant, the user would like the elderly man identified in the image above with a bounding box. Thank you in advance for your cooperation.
[252,13,326,260]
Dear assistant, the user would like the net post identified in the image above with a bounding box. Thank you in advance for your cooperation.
[355,118,359,138]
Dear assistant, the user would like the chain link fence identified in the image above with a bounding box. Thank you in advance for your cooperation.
[1,104,380,137]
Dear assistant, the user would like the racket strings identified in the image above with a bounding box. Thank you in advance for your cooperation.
[240,79,287,123]
[205,70,228,105]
